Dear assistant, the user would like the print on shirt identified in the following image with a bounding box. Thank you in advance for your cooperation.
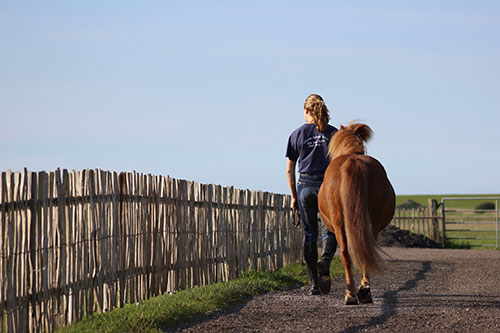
[304,135,329,148]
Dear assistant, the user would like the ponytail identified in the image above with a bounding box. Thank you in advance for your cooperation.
[304,94,330,132]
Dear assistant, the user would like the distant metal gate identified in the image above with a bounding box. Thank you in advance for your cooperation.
[441,197,500,249]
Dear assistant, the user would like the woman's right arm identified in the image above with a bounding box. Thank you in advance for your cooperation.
[286,158,298,210]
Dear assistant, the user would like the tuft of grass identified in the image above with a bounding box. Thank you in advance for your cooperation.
[57,258,344,333]
[444,239,472,249]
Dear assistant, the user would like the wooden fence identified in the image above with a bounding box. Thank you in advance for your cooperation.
[0,169,302,332]
[390,202,442,243]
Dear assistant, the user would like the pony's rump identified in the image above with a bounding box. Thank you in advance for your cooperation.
[340,156,384,275]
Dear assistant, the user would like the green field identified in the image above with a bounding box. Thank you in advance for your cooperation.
[396,194,500,209]
[396,194,500,249]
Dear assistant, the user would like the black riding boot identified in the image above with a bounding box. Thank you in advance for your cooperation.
[304,242,320,295]
[317,236,338,294]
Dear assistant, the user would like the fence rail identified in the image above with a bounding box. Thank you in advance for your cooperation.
[0,169,302,332]
[390,202,442,244]
[441,197,500,248]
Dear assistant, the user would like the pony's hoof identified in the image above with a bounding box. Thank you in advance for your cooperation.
[344,294,359,305]
[317,260,331,294]
[357,286,373,304]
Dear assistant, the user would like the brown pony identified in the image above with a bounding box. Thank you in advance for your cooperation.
[318,122,395,305]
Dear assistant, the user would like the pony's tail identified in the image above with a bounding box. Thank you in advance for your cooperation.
[341,159,384,275]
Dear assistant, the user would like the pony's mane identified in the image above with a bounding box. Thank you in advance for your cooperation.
[328,122,373,160]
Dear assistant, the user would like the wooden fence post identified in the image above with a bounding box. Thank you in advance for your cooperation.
[428,199,440,243]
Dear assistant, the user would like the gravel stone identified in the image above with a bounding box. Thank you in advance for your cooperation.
[171,248,500,332]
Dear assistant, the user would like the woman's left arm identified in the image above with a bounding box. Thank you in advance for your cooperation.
[286,158,298,210]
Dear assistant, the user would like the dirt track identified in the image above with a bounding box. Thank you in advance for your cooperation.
[172,248,500,332]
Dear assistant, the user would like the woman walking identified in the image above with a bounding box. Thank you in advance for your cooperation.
[286,94,338,295]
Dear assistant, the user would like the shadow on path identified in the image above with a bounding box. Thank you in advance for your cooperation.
[344,261,432,333]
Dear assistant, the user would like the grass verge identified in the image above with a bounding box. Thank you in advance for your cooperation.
[444,239,472,249]
[58,258,344,333]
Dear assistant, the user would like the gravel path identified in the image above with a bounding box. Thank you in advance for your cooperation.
[171,248,500,332]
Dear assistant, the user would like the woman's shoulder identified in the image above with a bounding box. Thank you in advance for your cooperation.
[327,124,338,134]
[327,123,338,130]
[290,123,315,137]
[290,123,337,139]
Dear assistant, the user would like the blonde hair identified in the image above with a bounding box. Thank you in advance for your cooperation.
[304,94,330,132]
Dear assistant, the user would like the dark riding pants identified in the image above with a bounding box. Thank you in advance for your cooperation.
[297,174,336,249]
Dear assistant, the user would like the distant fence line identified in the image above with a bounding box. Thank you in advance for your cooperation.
[0,169,302,332]
[391,204,442,243]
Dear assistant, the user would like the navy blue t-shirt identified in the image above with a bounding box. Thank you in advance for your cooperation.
[286,123,338,174]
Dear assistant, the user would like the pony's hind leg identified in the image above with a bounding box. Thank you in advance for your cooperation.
[339,233,358,305]
[357,273,373,304]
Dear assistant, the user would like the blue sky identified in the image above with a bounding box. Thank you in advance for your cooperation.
[1,1,499,195]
